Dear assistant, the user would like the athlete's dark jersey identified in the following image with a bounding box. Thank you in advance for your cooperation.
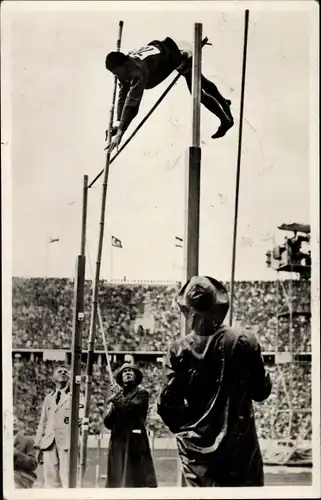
[117,37,184,132]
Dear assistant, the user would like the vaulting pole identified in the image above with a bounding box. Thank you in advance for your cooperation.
[68,174,88,488]
[79,20,124,487]
[229,10,250,326]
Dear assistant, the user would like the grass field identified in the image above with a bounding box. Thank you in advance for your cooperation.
[34,448,312,488]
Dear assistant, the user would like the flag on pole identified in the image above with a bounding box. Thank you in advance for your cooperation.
[175,236,183,248]
[49,237,60,244]
[111,236,123,248]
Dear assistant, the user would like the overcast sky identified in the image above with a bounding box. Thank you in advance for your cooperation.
[3,1,317,282]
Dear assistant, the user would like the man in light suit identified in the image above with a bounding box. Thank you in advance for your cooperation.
[34,365,83,488]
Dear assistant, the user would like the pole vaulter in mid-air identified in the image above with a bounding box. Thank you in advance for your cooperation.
[105,36,234,153]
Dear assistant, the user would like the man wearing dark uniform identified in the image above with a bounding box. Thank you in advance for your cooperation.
[157,276,272,487]
[105,37,234,152]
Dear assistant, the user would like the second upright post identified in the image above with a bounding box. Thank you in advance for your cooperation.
[179,22,202,487]
[182,22,202,324]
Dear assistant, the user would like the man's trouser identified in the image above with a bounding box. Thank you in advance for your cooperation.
[43,441,68,488]
[179,452,264,487]
[177,436,264,488]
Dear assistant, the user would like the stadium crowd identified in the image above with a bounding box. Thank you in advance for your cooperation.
[12,278,311,353]
[13,356,311,443]
[12,277,312,457]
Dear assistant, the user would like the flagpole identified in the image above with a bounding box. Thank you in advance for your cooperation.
[68,176,88,488]
[45,238,49,277]
[173,238,176,281]
[174,237,184,284]
[110,238,113,281]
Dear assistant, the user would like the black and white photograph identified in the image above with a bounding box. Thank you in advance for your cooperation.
[1,1,320,498]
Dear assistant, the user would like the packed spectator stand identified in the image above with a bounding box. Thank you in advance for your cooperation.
[12,278,311,352]
[12,278,311,457]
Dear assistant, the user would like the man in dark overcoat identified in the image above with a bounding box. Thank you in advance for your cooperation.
[104,363,157,488]
[157,276,272,487]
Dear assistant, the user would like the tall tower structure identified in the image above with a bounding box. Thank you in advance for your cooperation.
[265,223,312,464]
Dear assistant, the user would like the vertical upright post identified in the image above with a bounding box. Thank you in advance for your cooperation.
[80,176,89,257]
[79,20,124,487]
[229,10,250,326]
[181,22,202,317]
[68,174,88,487]
[191,23,202,149]
[178,22,202,487]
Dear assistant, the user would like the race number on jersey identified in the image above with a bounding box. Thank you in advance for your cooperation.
[129,45,161,60]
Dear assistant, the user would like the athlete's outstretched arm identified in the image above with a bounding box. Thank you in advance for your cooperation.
[109,76,145,152]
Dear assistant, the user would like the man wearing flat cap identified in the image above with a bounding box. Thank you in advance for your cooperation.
[103,363,157,488]
[157,276,272,487]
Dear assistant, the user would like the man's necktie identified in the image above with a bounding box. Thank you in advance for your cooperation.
[56,391,61,405]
